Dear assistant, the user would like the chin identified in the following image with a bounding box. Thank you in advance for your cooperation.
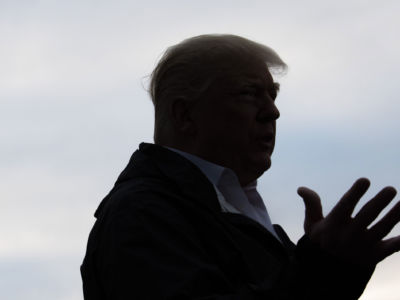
[257,151,272,167]
[264,159,272,171]
[262,159,272,173]
[250,155,271,178]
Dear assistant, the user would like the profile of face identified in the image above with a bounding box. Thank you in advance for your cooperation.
[189,56,280,186]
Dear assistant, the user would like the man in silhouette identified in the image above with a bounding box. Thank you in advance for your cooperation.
[81,34,400,299]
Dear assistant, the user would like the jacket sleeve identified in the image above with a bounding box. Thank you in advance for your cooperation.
[88,191,374,300]
[294,235,374,300]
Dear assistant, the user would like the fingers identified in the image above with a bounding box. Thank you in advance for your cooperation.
[329,178,370,218]
[368,199,400,242]
[353,187,397,229]
[297,187,323,234]
[376,235,400,263]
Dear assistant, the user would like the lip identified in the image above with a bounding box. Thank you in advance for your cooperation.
[256,135,275,151]
[257,140,273,151]
[258,131,275,141]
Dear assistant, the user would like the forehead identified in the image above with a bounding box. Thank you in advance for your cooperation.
[214,57,274,87]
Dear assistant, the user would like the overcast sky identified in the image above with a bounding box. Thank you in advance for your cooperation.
[1,1,400,299]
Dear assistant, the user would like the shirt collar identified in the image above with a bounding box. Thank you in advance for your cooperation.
[165,147,227,186]
[165,147,258,189]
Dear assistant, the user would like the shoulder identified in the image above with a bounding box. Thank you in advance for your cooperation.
[99,177,187,226]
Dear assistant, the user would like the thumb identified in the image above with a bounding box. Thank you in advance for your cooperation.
[297,187,323,235]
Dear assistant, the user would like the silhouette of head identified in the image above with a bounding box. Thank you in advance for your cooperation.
[149,34,287,185]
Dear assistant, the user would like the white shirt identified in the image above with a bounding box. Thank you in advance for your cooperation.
[166,147,281,242]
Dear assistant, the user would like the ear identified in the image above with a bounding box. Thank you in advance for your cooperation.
[170,98,196,135]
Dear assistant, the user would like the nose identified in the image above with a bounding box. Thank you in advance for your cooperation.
[256,99,280,123]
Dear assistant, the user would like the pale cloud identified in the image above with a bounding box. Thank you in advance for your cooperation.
[1,1,400,299]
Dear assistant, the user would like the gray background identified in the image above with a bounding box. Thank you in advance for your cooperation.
[1,1,399,299]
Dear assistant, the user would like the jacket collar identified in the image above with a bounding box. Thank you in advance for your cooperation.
[118,143,222,214]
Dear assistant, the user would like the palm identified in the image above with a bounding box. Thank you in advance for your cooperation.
[298,178,400,266]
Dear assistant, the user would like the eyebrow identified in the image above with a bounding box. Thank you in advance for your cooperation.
[273,82,280,92]
[241,80,280,93]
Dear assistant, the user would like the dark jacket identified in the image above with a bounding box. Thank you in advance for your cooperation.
[81,143,373,300]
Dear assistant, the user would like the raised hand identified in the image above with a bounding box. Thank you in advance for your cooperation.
[298,178,400,267]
